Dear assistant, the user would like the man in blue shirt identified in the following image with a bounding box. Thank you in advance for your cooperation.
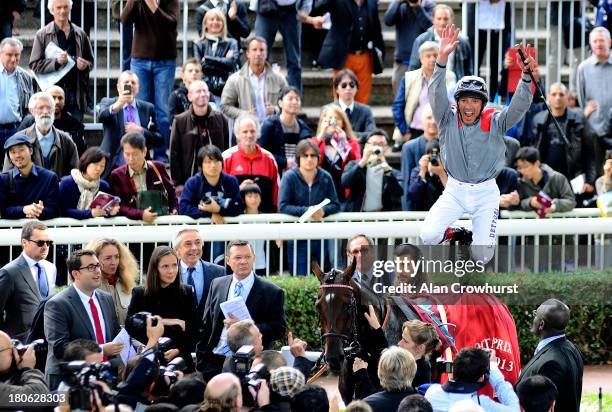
[0,134,59,220]
[0,37,33,161]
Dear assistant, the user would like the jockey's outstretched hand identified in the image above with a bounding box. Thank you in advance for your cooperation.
[516,43,537,74]
[438,24,461,65]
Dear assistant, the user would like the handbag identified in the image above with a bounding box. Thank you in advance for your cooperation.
[134,162,170,216]
[372,47,384,75]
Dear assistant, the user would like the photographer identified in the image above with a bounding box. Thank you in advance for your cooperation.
[116,315,186,410]
[408,139,446,211]
[342,129,402,212]
[424,348,520,412]
[201,373,242,412]
[0,331,50,403]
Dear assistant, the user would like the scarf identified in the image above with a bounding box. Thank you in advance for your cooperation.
[205,34,221,56]
[71,169,100,210]
[329,132,352,161]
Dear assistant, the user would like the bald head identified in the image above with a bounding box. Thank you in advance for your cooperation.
[204,373,242,411]
[47,85,65,116]
[0,331,14,373]
[533,299,570,338]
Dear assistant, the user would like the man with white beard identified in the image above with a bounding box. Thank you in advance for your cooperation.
[3,92,78,178]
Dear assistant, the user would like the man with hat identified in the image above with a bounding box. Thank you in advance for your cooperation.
[249,366,305,410]
[0,134,59,219]
[419,25,535,264]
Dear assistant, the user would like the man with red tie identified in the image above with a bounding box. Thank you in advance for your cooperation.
[43,249,123,390]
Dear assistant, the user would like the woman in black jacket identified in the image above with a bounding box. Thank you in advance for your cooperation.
[193,8,240,101]
[127,246,199,371]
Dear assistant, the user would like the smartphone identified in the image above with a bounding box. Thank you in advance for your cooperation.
[124,84,132,95]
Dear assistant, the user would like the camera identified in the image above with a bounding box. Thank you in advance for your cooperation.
[245,363,270,390]
[64,361,118,411]
[231,345,255,378]
[11,339,46,356]
[429,148,440,166]
[124,83,132,94]
[372,147,382,156]
[125,311,158,344]
[150,356,186,397]
[327,118,337,127]
[436,357,453,375]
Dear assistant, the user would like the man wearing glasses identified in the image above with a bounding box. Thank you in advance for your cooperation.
[0,221,56,342]
[43,249,122,390]
[420,26,535,264]
[331,70,377,144]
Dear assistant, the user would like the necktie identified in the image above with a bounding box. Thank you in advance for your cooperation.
[126,105,135,123]
[353,271,361,284]
[186,267,197,300]
[234,281,243,298]
[345,107,351,120]
[89,297,105,346]
[35,263,49,298]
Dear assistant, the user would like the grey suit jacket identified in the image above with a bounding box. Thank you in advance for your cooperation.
[44,285,120,389]
[333,101,377,144]
[0,254,55,341]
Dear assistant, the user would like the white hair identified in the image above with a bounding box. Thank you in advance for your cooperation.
[48,0,73,13]
[418,41,439,57]
[172,227,203,250]
[28,92,55,112]
[0,37,23,53]
[449,399,485,412]
[233,113,260,138]
[590,26,611,42]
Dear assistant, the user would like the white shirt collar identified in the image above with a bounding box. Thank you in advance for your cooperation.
[230,271,255,297]
[21,252,41,268]
[248,66,266,80]
[338,100,355,113]
[535,334,565,354]
[74,284,97,302]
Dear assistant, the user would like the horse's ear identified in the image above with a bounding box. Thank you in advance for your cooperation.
[343,256,357,283]
[312,261,324,283]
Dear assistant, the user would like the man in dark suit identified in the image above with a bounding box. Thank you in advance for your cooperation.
[196,240,286,381]
[516,299,584,412]
[109,132,177,223]
[173,227,226,321]
[0,221,56,342]
[331,69,376,145]
[44,249,123,390]
[98,70,163,176]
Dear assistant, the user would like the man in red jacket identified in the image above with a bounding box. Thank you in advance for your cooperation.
[222,114,279,213]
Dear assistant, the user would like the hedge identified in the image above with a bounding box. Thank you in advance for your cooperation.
[268,271,612,366]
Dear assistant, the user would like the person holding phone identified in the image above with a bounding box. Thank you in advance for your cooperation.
[98,71,164,176]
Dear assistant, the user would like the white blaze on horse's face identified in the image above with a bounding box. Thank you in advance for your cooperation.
[325,293,334,304]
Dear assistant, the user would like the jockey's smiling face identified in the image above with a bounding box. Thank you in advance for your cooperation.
[457,97,483,126]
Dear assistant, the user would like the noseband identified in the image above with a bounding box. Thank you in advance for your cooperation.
[318,283,360,354]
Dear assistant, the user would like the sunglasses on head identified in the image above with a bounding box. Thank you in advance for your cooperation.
[339,82,356,89]
[459,79,486,91]
[26,239,53,247]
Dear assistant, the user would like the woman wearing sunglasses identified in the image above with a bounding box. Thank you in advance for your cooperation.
[313,105,361,205]
[126,246,198,371]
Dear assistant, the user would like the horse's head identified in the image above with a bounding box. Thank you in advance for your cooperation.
[313,259,359,373]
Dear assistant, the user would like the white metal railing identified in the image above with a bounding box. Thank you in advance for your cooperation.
[0,212,610,277]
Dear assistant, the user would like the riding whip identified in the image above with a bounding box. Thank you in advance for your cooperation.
[515,44,571,147]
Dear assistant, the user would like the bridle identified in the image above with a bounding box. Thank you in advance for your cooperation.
[318,283,360,351]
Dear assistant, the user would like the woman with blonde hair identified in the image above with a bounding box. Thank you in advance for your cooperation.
[398,320,442,387]
[86,238,138,326]
[313,105,361,203]
[193,8,240,101]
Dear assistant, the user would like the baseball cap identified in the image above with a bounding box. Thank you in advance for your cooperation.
[4,134,32,150]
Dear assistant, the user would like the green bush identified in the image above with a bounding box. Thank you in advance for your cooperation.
[268,272,612,366]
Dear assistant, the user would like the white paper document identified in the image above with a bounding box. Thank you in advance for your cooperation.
[570,174,585,195]
[298,198,330,223]
[220,296,252,320]
[32,42,75,91]
[113,328,141,365]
